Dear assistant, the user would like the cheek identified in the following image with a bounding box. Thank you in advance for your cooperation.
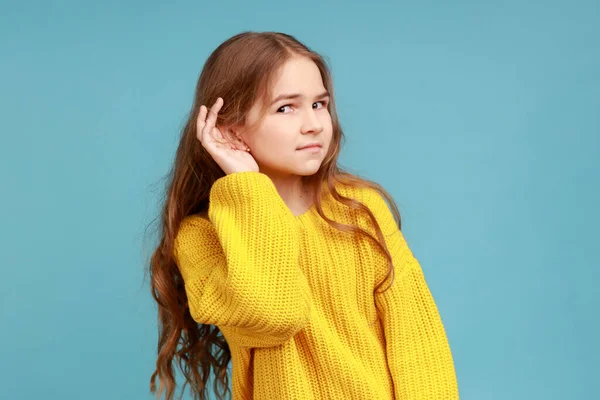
[321,112,333,128]
[321,114,334,135]
[261,119,293,138]
[250,121,291,152]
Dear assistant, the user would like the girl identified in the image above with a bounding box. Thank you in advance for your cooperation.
[149,31,459,400]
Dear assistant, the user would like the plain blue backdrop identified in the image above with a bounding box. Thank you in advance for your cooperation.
[1,0,598,399]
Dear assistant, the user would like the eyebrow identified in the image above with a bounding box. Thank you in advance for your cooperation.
[269,90,330,106]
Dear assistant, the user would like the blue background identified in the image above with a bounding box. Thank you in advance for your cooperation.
[1,0,598,398]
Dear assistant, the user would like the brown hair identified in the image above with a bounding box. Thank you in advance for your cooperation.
[147,31,402,400]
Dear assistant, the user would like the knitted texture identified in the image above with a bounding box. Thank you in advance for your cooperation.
[174,171,459,399]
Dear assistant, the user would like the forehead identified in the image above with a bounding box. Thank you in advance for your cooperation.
[270,57,325,94]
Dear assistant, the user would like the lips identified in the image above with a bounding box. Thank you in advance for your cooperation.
[297,143,322,150]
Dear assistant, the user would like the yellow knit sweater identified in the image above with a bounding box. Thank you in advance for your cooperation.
[174,171,459,399]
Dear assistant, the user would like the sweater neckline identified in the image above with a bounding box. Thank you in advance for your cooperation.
[294,202,316,220]
[294,181,335,220]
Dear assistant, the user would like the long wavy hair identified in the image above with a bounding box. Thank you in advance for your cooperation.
[147,31,402,400]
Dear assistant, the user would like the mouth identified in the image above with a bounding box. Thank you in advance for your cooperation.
[297,144,322,150]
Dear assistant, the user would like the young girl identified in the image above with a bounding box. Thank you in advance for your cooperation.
[149,31,459,400]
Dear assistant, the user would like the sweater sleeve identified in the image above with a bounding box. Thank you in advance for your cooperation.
[173,171,312,348]
[365,189,459,399]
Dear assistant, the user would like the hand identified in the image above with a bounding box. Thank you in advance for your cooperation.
[197,97,259,175]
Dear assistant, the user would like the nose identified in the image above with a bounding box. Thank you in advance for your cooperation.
[300,108,323,135]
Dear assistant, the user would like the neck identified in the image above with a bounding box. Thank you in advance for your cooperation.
[264,172,315,216]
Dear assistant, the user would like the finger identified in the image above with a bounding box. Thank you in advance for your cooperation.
[196,105,207,141]
[201,100,222,146]
[210,126,230,147]
[202,98,223,145]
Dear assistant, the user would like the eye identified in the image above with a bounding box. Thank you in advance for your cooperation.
[277,104,293,113]
[313,100,328,109]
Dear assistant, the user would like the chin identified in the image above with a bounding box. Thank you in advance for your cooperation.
[295,164,323,176]
[261,157,324,177]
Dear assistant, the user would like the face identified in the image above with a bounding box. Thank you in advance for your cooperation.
[236,57,333,180]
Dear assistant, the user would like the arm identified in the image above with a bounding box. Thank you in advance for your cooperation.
[174,172,312,348]
[366,189,459,399]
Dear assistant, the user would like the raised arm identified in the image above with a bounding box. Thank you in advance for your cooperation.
[174,172,312,348]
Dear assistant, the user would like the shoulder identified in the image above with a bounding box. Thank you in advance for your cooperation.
[176,213,212,238]
[336,182,392,215]
[334,182,398,235]
[174,213,220,260]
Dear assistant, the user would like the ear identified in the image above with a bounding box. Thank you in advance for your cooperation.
[222,126,247,150]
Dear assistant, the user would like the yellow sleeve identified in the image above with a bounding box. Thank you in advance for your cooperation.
[366,189,459,399]
[173,172,312,348]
